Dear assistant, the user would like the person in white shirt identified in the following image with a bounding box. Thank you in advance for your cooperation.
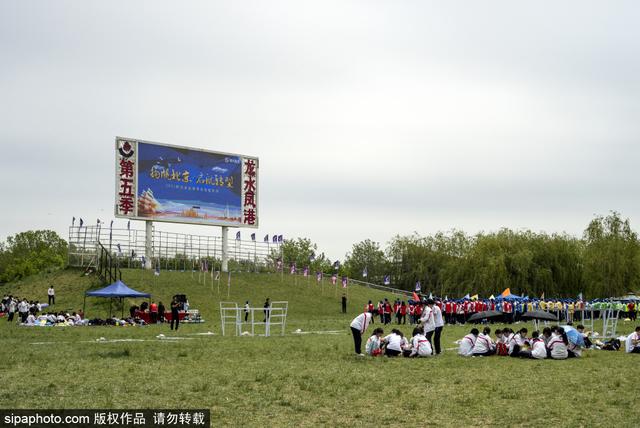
[47,287,55,305]
[433,301,445,355]
[243,301,250,322]
[17,299,29,323]
[547,327,569,359]
[529,331,547,359]
[365,328,384,356]
[625,326,640,354]
[420,299,436,352]
[458,328,479,357]
[25,314,36,325]
[350,311,373,356]
[508,328,528,357]
[472,327,496,356]
[409,327,433,357]
[382,329,404,357]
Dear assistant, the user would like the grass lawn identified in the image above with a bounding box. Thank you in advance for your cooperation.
[1,268,639,427]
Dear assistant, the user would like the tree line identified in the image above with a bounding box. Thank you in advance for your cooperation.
[276,212,640,299]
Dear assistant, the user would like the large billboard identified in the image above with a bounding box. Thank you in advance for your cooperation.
[115,137,258,228]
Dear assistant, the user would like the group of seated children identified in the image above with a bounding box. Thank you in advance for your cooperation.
[458,325,584,359]
[24,311,86,326]
[365,327,434,357]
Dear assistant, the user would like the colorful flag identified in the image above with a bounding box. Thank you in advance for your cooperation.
[278,235,283,243]
[489,294,495,300]
[272,235,277,243]
[540,292,545,299]
[362,267,368,278]
[309,252,315,262]
[341,276,348,288]
[264,234,269,242]
[501,288,511,298]
[251,233,255,241]
[303,267,309,277]
[383,275,390,285]
[333,260,340,271]
[236,231,241,240]
[316,272,322,282]
[412,291,420,302]
[463,293,470,300]
[331,275,337,285]
[470,294,478,301]
[577,292,583,301]
[428,292,433,300]
[277,259,282,270]
[116,243,122,254]
[415,281,421,292]
[79,218,84,228]
[290,263,296,275]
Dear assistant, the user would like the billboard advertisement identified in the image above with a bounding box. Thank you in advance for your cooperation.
[115,137,258,228]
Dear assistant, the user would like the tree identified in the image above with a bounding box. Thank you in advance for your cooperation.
[343,239,388,281]
[0,230,68,283]
[582,211,640,297]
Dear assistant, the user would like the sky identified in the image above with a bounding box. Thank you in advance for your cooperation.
[1,1,639,260]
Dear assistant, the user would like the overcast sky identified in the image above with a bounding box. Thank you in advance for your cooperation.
[1,1,639,259]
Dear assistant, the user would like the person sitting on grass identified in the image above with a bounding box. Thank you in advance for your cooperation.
[547,326,569,360]
[365,328,384,356]
[507,328,528,357]
[576,325,592,348]
[529,331,547,359]
[409,327,433,358]
[472,327,496,356]
[381,329,404,357]
[458,328,479,357]
[625,326,640,354]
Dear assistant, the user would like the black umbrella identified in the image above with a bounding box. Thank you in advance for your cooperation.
[467,310,503,323]
[521,310,558,321]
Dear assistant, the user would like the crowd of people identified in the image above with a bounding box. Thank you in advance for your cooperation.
[456,325,587,359]
[1,294,86,326]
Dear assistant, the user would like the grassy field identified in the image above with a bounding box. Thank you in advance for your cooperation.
[1,268,639,427]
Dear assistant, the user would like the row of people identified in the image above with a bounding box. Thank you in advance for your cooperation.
[458,326,586,359]
[364,328,434,357]
[1,295,49,323]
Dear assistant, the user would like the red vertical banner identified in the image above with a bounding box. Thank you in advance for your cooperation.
[241,157,259,227]
[115,139,137,217]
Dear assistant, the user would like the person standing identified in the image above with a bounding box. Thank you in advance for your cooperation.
[7,297,16,322]
[47,286,55,306]
[158,301,165,323]
[170,297,180,331]
[420,299,436,353]
[149,301,158,323]
[263,298,271,322]
[18,298,29,323]
[244,301,250,322]
[341,294,347,314]
[349,310,373,356]
[433,300,444,354]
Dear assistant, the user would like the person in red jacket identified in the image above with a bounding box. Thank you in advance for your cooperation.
[149,301,158,324]
[399,301,407,324]
[383,299,392,325]
[414,302,423,323]
[408,303,415,324]
[377,301,384,324]
[393,300,401,324]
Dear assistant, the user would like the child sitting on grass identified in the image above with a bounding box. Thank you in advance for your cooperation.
[365,328,384,356]
[409,327,433,357]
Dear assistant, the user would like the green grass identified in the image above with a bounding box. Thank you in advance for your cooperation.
[1,268,639,427]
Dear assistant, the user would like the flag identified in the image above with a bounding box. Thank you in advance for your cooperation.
[154,263,160,276]
[501,288,511,298]
[264,234,269,242]
[79,218,84,228]
[141,256,146,267]
[290,263,296,274]
[362,267,368,278]
[341,276,348,288]
[251,233,255,241]
[412,291,420,302]
[316,272,322,282]
[131,250,136,258]
[127,220,130,230]
[331,275,337,285]
[236,231,241,240]
[577,292,583,301]
[540,292,545,299]
[471,294,478,301]
[463,293,470,300]
[116,243,122,254]
[97,219,101,225]
[303,267,309,277]
[383,275,390,285]
[333,260,340,271]
[72,217,75,227]
[272,235,277,243]
[309,252,315,262]
[278,235,283,243]
[277,259,282,270]
[489,294,495,300]
[415,281,421,292]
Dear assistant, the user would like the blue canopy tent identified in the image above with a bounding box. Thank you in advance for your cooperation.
[84,280,151,318]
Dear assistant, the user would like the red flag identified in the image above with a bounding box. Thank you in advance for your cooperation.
[412,292,420,301]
